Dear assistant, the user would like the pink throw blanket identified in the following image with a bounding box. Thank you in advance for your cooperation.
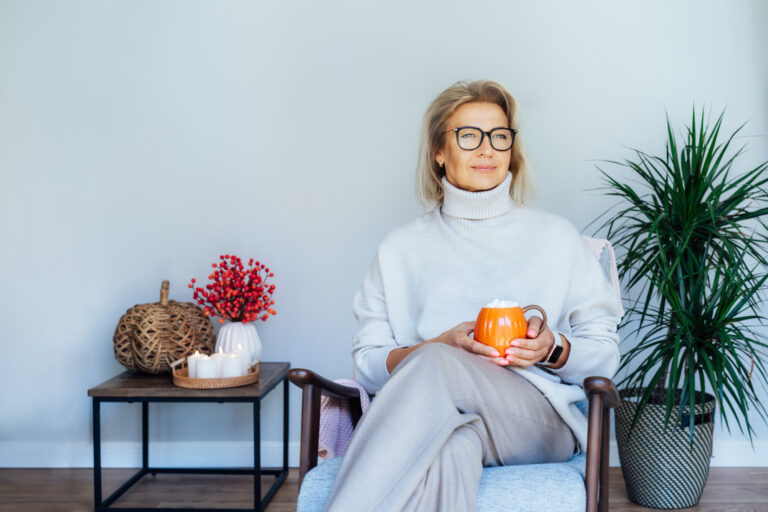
[319,379,371,460]
[580,236,625,318]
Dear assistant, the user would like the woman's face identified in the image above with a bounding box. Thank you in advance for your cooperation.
[435,102,512,192]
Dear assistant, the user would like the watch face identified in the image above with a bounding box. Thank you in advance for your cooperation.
[548,345,564,364]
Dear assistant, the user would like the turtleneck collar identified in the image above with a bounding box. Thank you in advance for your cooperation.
[440,172,516,220]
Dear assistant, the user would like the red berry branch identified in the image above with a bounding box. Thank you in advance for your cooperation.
[188,254,276,324]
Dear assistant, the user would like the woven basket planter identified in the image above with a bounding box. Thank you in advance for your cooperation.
[113,280,215,374]
[616,387,716,509]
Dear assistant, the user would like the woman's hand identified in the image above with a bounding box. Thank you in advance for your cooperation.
[429,321,509,366]
[503,316,555,367]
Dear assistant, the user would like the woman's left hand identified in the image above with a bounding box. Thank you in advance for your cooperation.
[502,316,554,367]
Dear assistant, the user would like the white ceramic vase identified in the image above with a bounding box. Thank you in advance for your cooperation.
[215,320,262,365]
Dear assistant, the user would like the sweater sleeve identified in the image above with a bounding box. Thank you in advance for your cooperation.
[549,232,622,385]
[351,250,398,395]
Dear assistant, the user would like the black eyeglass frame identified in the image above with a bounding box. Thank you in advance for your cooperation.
[446,126,518,151]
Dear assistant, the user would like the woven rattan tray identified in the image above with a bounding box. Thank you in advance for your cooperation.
[170,358,259,389]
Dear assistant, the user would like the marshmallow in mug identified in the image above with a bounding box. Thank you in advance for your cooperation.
[483,299,519,308]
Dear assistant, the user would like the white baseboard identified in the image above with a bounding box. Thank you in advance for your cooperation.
[0,441,301,468]
[1,439,766,468]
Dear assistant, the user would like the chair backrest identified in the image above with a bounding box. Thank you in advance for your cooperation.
[580,235,623,317]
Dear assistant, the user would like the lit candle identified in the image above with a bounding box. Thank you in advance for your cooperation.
[220,354,243,378]
[195,355,216,379]
[187,350,203,379]
[210,347,228,377]
[234,343,250,374]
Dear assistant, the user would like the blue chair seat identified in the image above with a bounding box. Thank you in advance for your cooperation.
[298,452,587,512]
[298,400,590,511]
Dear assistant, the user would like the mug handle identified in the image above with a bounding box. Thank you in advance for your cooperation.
[522,305,547,337]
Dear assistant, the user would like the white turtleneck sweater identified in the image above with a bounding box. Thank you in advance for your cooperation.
[351,172,621,452]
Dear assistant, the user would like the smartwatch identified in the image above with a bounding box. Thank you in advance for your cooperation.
[537,333,564,367]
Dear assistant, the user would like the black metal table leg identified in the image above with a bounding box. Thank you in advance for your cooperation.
[283,378,289,473]
[93,398,102,510]
[254,399,261,512]
[255,377,289,510]
[142,402,149,472]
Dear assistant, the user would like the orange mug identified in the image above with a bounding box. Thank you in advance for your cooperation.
[474,304,548,357]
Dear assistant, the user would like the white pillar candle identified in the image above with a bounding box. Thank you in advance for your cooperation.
[210,347,228,378]
[220,354,243,378]
[195,356,217,379]
[187,351,203,379]
[234,343,250,374]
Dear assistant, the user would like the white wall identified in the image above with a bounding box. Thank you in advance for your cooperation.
[1,0,767,468]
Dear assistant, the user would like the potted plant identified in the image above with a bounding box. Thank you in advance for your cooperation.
[591,108,768,508]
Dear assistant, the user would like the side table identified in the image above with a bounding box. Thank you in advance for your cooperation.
[87,362,290,512]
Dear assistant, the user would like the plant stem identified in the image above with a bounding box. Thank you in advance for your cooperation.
[651,327,674,403]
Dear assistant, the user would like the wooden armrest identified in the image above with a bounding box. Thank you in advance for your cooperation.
[584,376,619,409]
[288,368,362,400]
[583,376,618,512]
[287,368,365,487]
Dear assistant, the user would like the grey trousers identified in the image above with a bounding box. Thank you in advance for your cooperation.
[323,343,577,512]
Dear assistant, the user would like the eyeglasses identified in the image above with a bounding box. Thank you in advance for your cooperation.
[446,126,517,151]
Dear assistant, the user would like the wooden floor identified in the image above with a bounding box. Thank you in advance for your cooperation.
[0,467,767,511]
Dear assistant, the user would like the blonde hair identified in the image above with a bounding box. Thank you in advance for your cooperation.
[416,80,534,208]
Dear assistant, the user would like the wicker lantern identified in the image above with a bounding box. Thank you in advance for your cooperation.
[113,280,215,374]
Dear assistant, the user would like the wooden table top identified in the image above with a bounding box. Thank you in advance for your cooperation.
[88,362,290,399]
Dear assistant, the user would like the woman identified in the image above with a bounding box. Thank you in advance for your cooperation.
[324,80,621,512]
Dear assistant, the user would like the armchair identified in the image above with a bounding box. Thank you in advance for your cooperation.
[289,370,617,511]
[289,238,621,511]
